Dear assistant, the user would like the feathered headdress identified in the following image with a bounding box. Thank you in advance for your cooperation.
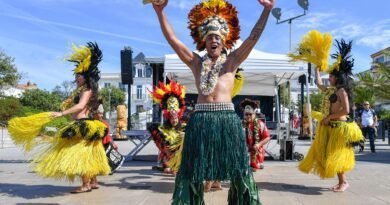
[188,0,240,51]
[149,80,186,120]
[239,98,260,113]
[288,30,332,72]
[327,39,354,75]
[67,42,102,81]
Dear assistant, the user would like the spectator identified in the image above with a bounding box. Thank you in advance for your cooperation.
[358,101,378,153]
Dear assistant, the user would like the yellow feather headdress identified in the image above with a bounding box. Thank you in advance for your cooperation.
[66,42,102,78]
[288,30,332,72]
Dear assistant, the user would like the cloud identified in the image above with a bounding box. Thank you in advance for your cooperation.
[0,12,169,47]
[356,19,390,49]
[169,0,193,10]
[296,12,337,29]
[331,24,363,39]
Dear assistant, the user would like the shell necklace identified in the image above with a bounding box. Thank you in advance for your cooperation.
[199,54,226,95]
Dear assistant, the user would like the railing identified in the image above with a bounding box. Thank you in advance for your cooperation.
[0,121,6,149]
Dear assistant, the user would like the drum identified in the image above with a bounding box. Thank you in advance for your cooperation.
[105,142,125,173]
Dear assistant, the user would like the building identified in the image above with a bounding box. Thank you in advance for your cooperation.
[98,52,163,128]
[356,47,390,110]
[1,81,38,98]
[370,47,390,70]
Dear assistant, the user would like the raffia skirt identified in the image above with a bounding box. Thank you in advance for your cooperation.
[299,112,364,179]
[8,113,111,181]
[172,103,261,205]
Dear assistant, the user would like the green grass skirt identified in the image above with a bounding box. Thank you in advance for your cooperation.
[172,110,261,205]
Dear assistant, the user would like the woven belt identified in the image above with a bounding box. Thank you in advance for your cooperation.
[195,102,234,111]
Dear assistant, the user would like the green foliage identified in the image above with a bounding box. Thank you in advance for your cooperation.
[42,116,70,136]
[353,86,375,106]
[295,91,324,113]
[279,83,291,107]
[15,106,42,117]
[0,49,21,89]
[377,109,390,120]
[20,89,62,111]
[0,97,22,122]
[355,51,390,102]
[309,91,324,112]
[100,86,126,113]
[52,80,75,100]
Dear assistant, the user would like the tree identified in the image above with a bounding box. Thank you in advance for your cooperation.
[355,50,390,102]
[295,91,324,114]
[52,80,75,100]
[99,86,126,113]
[0,49,22,90]
[20,89,62,111]
[279,83,291,108]
[0,97,22,122]
[309,91,324,112]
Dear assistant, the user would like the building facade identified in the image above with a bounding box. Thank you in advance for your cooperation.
[98,52,163,129]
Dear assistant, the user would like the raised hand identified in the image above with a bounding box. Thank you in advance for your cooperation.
[153,0,168,13]
[258,0,275,10]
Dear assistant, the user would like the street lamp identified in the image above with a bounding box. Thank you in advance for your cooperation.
[271,0,309,51]
[108,86,112,127]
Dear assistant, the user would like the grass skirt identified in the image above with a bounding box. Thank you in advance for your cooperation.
[172,108,261,205]
[8,114,111,181]
[299,120,364,179]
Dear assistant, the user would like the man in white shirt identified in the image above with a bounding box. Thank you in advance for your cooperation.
[359,101,378,153]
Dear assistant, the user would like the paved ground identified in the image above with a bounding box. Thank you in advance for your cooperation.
[1,128,390,205]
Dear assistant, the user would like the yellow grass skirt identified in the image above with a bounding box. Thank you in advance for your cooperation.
[8,114,111,181]
[299,120,364,179]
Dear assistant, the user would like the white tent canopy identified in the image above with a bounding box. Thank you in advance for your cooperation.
[163,43,308,96]
[163,42,314,142]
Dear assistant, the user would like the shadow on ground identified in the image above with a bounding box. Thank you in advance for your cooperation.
[0,183,70,199]
[257,182,327,195]
[355,150,390,164]
[99,176,175,194]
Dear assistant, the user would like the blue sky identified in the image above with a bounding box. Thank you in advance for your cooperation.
[1,0,389,90]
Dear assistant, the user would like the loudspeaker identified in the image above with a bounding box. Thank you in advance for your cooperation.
[279,139,294,161]
[121,47,133,85]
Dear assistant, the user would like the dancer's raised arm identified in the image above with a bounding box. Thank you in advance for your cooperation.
[153,0,196,70]
[226,0,274,71]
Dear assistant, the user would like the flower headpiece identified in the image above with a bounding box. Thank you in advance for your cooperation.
[149,80,186,120]
[188,0,240,51]
[239,98,260,113]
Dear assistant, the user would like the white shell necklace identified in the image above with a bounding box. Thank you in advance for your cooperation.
[199,54,227,95]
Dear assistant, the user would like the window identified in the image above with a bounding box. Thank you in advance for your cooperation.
[118,83,126,92]
[104,82,111,88]
[136,105,144,112]
[136,85,142,99]
[146,65,152,78]
[137,68,143,77]
[298,94,302,100]
[374,56,385,63]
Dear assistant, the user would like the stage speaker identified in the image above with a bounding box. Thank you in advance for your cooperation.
[279,139,294,161]
[121,47,133,85]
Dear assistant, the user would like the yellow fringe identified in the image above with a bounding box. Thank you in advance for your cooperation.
[232,71,244,98]
[288,30,332,72]
[8,112,53,152]
[299,121,364,178]
[32,136,110,181]
[167,131,185,172]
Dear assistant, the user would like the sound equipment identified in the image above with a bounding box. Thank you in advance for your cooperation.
[121,47,133,85]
